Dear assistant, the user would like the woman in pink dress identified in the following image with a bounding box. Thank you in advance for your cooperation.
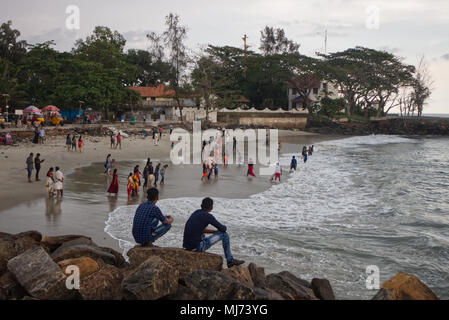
[107,169,119,195]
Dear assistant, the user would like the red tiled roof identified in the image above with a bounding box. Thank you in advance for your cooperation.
[128,84,175,98]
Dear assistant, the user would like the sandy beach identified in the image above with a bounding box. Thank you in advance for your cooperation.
[0,126,338,249]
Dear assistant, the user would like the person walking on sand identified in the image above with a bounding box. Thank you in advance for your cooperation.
[183,197,244,268]
[116,132,122,150]
[66,134,71,151]
[45,167,55,197]
[78,136,83,152]
[26,153,34,183]
[290,156,297,172]
[132,188,174,247]
[39,126,45,144]
[160,164,168,185]
[54,167,64,197]
[107,169,119,196]
[34,153,45,181]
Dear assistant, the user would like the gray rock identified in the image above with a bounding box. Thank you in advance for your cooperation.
[127,246,223,277]
[311,278,336,300]
[51,244,117,266]
[14,231,42,243]
[248,263,267,288]
[41,235,93,252]
[7,246,73,300]
[265,271,317,300]
[99,246,128,268]
[0,272,27,300]
[122,256,179,300]
[182,270,256,300]
[253,287,285,300]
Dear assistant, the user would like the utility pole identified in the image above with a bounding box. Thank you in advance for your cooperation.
[1,94,10,122]
[324,29,328,54]
[242,34,250,78]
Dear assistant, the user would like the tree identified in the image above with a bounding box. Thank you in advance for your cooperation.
[162,13,189,121]
[259,26,300,56]
[411,56,432,116]
[126,49,171,86]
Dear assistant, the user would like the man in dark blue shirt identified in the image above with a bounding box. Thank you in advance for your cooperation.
[290,156,297,171]
[132,188,174,247]
[183,197,244,268]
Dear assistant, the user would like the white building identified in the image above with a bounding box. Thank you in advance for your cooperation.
[287,79,340,110]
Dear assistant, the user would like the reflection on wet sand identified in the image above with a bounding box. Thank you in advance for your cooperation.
[45,197,62,222]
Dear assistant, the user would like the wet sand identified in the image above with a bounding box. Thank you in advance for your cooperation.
[0,128,343,250]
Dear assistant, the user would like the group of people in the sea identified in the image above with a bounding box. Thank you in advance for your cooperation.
[132,188,245,268]
[66,134,84,152]
[103,155,169,200]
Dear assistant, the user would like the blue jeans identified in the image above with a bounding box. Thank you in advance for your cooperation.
[194,232,234,263]
[149,218,171,243]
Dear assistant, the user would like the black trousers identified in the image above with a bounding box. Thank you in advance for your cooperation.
[35,166,41,180]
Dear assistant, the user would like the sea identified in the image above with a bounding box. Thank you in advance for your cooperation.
[105,134,449,300]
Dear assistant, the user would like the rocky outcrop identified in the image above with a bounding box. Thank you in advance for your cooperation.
[0,271,27,300]
[41,235,93,252]
[311,278,335,300]
[79,264,124,300]
[372,272,439,300]
[222,266,254,287]
[51,243,118,266]
[181,270,256,300]
[122,256,179,300]
[7,246,73,300]
[248,263,267,288]
[127,246,223,277]
[265,271,318,300]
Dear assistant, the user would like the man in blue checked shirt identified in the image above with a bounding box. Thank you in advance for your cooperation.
[132,188,174,247]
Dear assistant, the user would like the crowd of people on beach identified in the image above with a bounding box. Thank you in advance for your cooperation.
[25,152,64,197]
[65,134,84,152]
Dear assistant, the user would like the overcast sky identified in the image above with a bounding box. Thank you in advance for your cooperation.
[2,0,449,113]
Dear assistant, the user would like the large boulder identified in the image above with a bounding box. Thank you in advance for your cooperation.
[58,257,100,280]
[98,247,128,268]
[253,287,285,300]
[372,273,439,300]
[51,244,117,266]
[265,271,317,300]
[41,235,93,252]
[0,233,20,262]
[0,231,42,266]
[122,256,179,300]
[79,264,124,300]
[127,247,223,277]
[248,263,267,288]
[311,278,336,300]
[222,266,254,287]
[182,270,256,300]
[0,272,27,300]
[14,231,42,243]
[7,246,73,300]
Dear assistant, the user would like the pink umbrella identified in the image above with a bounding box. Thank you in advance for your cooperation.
[24,106,41,113]
[42,105,60,112]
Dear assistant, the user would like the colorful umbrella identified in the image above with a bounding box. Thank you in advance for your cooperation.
[42,105,60,112]
[24,106,40,113]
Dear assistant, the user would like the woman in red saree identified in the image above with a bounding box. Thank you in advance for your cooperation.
[107,169,119,195]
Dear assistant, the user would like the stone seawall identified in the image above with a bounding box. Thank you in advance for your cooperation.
[218,113,308,129]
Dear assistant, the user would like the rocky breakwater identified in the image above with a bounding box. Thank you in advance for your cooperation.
[0,231,440,300]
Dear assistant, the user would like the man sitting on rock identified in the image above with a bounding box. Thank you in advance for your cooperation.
[183,197,244,268]
[132,188,174,247]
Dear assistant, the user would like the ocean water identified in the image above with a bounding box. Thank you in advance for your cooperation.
[105,135,449,299]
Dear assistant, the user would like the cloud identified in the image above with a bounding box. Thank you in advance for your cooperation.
[442,54,449,60]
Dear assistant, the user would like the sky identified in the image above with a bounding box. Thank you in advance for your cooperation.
[2,0,449,113]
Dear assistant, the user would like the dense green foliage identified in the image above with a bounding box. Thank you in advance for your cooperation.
[0,18,430,119]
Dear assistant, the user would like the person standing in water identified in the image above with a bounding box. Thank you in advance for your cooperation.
[274,162,282,182]
[132,188,174,247]
[71,135,77,151]
[247,159,256,177]
[201,162,208,181]
[107,169,119,196]
[66,134,71,151]
[34,153,45,181]
[78,136,83,152]
[26,153,34,183]
[160,164,168,185]
[148,162,155,187]
[290,156,297,172]
[214,163,219,180]
[45,167,55,197]
[54,167,64,197]
[127,173,135,199]
[105,154,112,175]
[143,164,149,189]
[303,150,308,163]
[154,163,161,186]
